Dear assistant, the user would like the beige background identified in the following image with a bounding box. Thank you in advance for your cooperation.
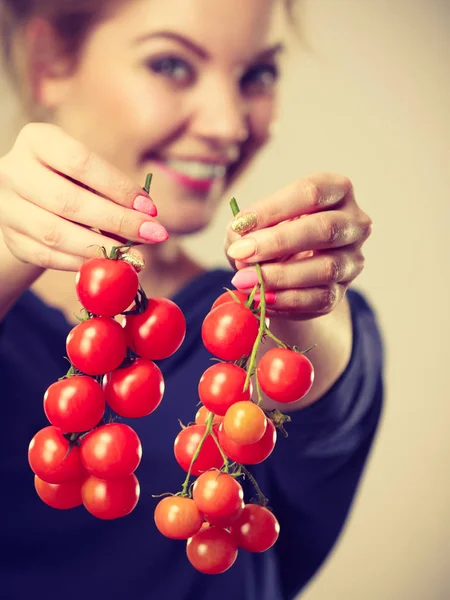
[1,0,449,598]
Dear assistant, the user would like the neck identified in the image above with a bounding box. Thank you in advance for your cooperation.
[137,237,205,300]
[31,238,205,325]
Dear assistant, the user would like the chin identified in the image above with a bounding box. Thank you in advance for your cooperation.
[161,205,217,237]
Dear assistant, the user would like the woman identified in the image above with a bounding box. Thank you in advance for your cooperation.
[0,1,383,599]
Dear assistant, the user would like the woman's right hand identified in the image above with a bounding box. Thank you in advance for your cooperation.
[0,123,168,272]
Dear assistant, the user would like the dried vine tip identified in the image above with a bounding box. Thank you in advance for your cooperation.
[119,250,145,272]
[231,213,258,234]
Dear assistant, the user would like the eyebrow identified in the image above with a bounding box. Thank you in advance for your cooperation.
[133,31,285,62]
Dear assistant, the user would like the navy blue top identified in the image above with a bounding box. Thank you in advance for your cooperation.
[0,269,383,600]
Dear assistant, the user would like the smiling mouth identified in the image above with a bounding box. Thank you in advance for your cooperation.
[146,156,239,193]
[162,158,227,181]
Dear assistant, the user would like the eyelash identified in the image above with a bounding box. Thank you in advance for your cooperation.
[147,56,195,86]
[146,55,279,94]
[240,64,279,95]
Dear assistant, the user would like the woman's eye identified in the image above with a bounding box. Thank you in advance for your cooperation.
[146,56,194,86]
[240,64,279,95]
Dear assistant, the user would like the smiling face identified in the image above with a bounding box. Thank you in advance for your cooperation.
[41,0,284,234]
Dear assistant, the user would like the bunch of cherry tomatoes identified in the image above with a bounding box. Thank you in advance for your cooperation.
[28,247,186,519]
[27,191,315,576]
[154,286,314,574]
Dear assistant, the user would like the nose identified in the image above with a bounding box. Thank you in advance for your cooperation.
[190,78,250,147]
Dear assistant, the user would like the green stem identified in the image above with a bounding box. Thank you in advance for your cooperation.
[254,371,264,407]
[209,426,230,473]
[243,263,266,392]
[264,328,289,349]
[181,411,214,496]
[246,284,258,308]
[144,173,153,194]
[230,197,239,217]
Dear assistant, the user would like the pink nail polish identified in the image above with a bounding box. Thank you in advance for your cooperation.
[231,269,258,289]
[133,194,158,217]
[254,292,276,305]
[139,221,169,243]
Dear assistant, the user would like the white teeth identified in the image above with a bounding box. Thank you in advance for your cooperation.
[165,159,226,180]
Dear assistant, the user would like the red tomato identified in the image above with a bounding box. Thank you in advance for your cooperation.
[211,290,249,311]
[123,297,186,360]
[193,471,244,524]
[43,376,105,433]
[198,363,251,416]
[218,419,276,465]
[230,504,280,552]
[194,405,223,426]
[186,527,238,574]
[75,257,139,317]
[257,348,314,403]
[82,474,140,520]
[66,317,127,376]
[80,423,142,479]
[28,426,84,484]
[103,358,164,418]
[223,401,267,445]
[174,424,223,476]
[154,496,204,540]
[201,303,259,361]
[34,475,84,509]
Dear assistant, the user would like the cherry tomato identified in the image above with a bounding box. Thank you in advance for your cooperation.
[154,496,204,540]
[198,363,251,416]
[43,376,105,433]
[211,290,249,311]
[230,504,280,552]
[194,405,223,426]
[218,419,276,465]
[82,473,140,520]
[193,471,244,524]
[103,358,164,418]
[257,348,314,403]
[223,401,267,445]
[66,317,127,376]
[28,426,84,484]
[186,526,238,575]
[75,257,139,317]
[80,423,142,479]
[123,297,186,360]
[202,303,259,361]
[174,424,223,476]
[34,475,84,509]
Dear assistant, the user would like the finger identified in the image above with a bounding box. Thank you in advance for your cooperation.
[227,210,369,263]
[230,248,364,291]
[4,195,129,259]
[5,230,84,272]
[9,159,167,244]
[263,284,346,317]
[15,123,150,209]
[230,173,353,234]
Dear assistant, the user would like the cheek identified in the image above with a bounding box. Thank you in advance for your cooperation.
[249,96,278,147]
[73,65,183,152]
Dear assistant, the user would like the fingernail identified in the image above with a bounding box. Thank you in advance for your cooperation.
[254,292,277,305]
[231,268,258,289]
[231,213,258,234]
[227,238,256,260]
[139,221,169,243]
[133,194,158,217]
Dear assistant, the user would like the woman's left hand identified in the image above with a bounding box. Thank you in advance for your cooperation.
[225,173,372,321]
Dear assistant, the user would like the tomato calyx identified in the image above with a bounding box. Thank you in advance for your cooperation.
[229,462,270,508]
[120,286,149,315]
[264,409,292,438]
